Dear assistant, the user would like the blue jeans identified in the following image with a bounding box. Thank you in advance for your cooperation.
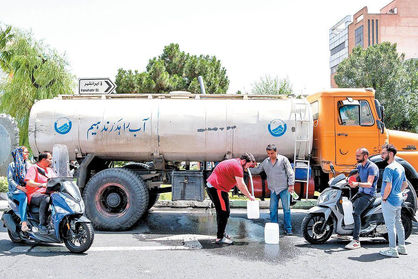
[11,192,28,222]
[382,201,405,248]
[270,189,292,232]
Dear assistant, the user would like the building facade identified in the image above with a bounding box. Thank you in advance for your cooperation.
[330,0,418,87]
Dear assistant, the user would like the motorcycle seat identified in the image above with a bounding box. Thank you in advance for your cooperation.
[29,207,40,214]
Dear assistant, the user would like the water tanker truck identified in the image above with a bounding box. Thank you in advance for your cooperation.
[25,88,418,230]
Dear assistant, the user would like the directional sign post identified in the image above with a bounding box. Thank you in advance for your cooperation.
[79,78,116,94]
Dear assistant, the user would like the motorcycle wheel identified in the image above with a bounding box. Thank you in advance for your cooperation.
[64,222,94,253]
[8,229,23,243]
[302,213,334,244]
[382,214,413,241]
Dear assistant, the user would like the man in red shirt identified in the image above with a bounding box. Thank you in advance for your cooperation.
[25,152,56,234]
[207,153,256,244]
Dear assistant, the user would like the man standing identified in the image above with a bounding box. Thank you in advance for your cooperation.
[379,144,408,257]
[345,148,379,249]
[250,144,295,235]
[25,152,56,234]
[206,153,256,245]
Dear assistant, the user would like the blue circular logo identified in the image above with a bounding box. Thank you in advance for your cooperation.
[268,119,287,137]
[54,117,72,135]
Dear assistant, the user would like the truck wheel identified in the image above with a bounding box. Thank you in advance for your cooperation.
[302,213,333,244]
[83,168,149,231]
[382,213,413,242]
[405,179,417,212]
[148,192,160,209]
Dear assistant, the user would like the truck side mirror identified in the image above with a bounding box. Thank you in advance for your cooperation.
[377,120,385,134]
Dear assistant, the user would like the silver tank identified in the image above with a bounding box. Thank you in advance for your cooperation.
[28,94,313,162]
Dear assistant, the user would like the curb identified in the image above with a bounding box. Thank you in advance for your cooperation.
[155,199,317,209]
[0,193,317,212]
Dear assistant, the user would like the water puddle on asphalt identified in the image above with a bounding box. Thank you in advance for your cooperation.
[133,211,302,263]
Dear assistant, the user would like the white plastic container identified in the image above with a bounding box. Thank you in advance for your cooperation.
[264,222,280,244]
[342,197,354,225]
[247,200,260,219]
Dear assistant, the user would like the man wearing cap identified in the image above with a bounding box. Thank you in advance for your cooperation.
[206,153,256,245]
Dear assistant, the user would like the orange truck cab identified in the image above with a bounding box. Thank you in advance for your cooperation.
[306,88,418,209]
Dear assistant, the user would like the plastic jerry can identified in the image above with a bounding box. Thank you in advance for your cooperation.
[264,222,280,244]
[342,197,354,225]
[247,200,260,219]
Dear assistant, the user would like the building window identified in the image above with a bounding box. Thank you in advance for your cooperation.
[372,20,375,45]
[355,26,363,47]
[331,65,338,74]
[331,42,345,56]
[368,20,370,46]
[356,14,364,23]
[376,19,378,44]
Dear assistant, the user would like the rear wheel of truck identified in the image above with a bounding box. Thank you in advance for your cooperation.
[83,168,149,231]
[147,192,160,209]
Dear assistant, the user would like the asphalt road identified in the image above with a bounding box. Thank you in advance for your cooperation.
[1,208,417,279]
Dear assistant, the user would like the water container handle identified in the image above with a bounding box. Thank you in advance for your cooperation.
[248,169,255,197]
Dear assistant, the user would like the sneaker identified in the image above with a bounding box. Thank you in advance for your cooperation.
[345,240,361,250]
[397,245,408,255]
[223,233,232,239]
[332,234,351,241]
[216,237,234,245]
[379,248,399,258]
[285,231,293,236]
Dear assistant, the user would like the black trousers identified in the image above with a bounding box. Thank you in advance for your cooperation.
[30,193,50,226]
[352,193,374,240]
[206,187,230,239]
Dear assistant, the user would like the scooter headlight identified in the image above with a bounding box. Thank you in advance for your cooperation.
[64,196,83,213]
[318,189,339,204]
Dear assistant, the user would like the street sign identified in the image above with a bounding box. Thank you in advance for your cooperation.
[79,78,116,94]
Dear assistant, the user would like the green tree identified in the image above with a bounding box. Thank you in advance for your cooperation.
[115,43,229,94]
[251,75,293,95]
[0,24,75,146]
[334,42,417,132]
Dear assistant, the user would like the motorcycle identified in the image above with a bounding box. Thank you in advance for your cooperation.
[1,177,94,253]
[302,167,417,244]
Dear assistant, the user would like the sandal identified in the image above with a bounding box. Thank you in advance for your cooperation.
[21,223,29,232]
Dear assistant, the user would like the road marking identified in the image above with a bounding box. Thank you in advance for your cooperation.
[7,245,196,253]
[150,234,214,241]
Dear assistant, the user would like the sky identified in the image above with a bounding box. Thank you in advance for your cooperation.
[0,0,392,95]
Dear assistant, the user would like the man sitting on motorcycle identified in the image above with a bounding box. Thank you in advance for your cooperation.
[24,152,56,234]
[345,147,379,249]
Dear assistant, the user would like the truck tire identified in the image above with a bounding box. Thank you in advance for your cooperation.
[148,192,160,209]
[382,213,413,242]
[83,168,149,231]
[0,114,19,177]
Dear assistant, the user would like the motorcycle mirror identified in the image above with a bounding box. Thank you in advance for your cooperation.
[330,163,336,177]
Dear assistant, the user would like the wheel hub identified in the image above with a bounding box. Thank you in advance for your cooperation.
[312,221,327,238]
[106,192,122,208]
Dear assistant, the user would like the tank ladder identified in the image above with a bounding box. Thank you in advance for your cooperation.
[291,100,312,200]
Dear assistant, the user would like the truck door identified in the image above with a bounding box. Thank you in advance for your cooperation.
[335,97,379,166]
